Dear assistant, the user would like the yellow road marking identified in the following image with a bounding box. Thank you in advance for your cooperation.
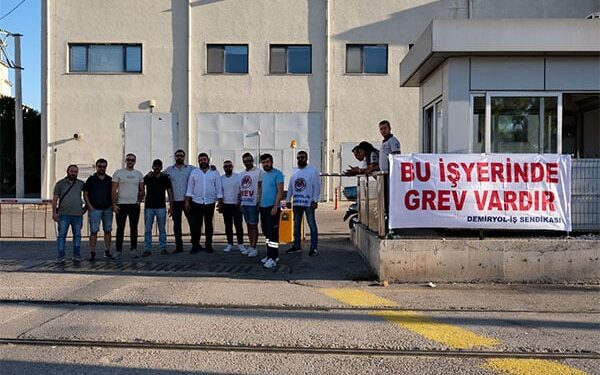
[484,359,588,375]
[320,288,589,375]
[371,310,499,349]
[320,288,397,307]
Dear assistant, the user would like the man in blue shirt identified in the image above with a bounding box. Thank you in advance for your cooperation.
[258,153,284,269]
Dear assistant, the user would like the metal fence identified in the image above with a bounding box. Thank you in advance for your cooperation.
[357,159,600,236]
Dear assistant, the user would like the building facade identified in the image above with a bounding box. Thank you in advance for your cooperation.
[42,0,600,198]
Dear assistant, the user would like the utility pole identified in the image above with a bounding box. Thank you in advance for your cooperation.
[14,33,24,198]
[0,29,24,198]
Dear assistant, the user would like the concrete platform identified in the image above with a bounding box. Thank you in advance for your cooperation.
[352,224,600,283]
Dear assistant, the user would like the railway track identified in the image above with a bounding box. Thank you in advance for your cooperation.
[1,299,598,315]
[1,337,598,360]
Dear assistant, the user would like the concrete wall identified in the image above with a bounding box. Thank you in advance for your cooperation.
[353,224,600,282]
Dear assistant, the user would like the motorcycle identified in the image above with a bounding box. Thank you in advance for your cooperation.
[342,186,359,229]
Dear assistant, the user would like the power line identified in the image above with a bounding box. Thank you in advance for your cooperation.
[0,0,27,22]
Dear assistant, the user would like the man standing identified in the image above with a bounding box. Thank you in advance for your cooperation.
[220,160,245,253]
[239,153,261,257]
[112,153,144,259]
[286,151,321,257]
[83,158,113,261]
[258,153,284,269]
[185,153,223,253]
[378,120,401,172]
[52,165,85,264]
[164,149,194,253]
[143,159,173,256]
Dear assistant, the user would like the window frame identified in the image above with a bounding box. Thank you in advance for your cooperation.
[483,91,563,154]
[345,44,388,75]
[269,44,312,75]
[422,98,444,153]
[67,43,143,74]
[206,44,249,75]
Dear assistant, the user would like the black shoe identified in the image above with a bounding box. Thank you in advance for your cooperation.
[103,251,114,259]
[142,250,152,257]
[173,248,183,254]
[309,248,318,257]
[205,246,214,253]
[89,252,96,262]
[286,246,302,254]
[190,246,200,254]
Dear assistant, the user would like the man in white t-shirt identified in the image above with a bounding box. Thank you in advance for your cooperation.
[286,151,321,257]
[111,153,145,259]
[378,119,401,172]
[220,160,244,253]
[238,153,261,257]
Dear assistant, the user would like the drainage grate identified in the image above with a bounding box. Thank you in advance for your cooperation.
[5,259,292,276]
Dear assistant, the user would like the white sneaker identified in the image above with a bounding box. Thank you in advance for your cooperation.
[223,244,233,253]
[238,244,247,253]
[131,249,139,259]
[263,257,278,269]
[260,256,269,264]
[246,247,257,258]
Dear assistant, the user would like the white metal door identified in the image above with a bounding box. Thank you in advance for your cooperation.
[124,112,178,172]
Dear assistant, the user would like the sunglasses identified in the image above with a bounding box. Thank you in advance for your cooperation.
[96,165,107,168]
[126,159,135,162]
[175,154,185,158]
[297,156,306,160]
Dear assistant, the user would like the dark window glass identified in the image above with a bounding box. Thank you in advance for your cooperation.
[70,46,87,72]
[125,45,142,72]
[224,45,248,74]
[346,44,387,74]
[207,45,224,73]
[89,45,123,72]
[270,46,286,74]
[346,45,362,73]
[287,46,311,74]
[363,45,387,73]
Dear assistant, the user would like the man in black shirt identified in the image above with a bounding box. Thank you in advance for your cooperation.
[83,158,114,261]
[143,159,173,256]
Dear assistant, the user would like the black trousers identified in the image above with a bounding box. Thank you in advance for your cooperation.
[116,204,140,252]
[189,202,215,248]
[260,206,281,259]
[222,204,244,245]
[171,201,191,250]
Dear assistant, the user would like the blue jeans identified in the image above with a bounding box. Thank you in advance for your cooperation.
[144,208,167,250]
[57,214,83,259]
[293,205,318,250]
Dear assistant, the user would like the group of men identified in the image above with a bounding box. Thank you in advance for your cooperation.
[52,149,321,270]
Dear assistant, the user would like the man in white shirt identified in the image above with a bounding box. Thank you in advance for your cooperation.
[238,153,261,257]
[111,153,145,259]
[220,160,244,253]
[184,153,223,253]
[378,120,401,172]
[286,151,321,256]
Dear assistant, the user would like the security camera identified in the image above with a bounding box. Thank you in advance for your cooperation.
[73,133,83,140]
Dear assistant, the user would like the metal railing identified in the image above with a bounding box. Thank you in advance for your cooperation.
[357,160,600,236]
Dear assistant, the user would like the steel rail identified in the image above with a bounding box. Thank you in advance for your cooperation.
[1,337,597,360]
[1,299,598,315]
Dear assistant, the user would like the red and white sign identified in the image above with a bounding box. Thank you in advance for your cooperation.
[389,154,571,231]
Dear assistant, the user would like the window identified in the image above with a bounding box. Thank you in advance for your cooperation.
[490,95,558,153]
[423,100,444,152]
[68,44,142,73]
[472,95,485,153]
[270,45,311,74]
[207,44,248,74]
[346,44,387,74]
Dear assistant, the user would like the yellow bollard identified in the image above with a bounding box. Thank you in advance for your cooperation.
[279,208,294,244]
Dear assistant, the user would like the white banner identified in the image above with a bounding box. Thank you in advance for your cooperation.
[389,154,571,231]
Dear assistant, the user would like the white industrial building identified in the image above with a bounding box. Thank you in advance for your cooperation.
[42,0,600,199]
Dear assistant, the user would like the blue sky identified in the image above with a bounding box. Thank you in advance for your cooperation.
[1,0,40,110]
